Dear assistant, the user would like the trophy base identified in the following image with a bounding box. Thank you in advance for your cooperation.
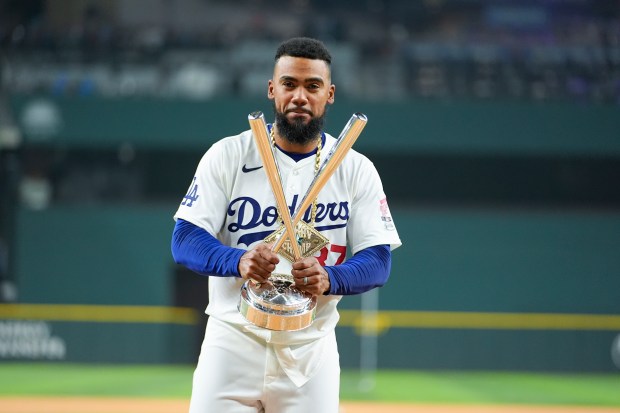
[238,277,317,331]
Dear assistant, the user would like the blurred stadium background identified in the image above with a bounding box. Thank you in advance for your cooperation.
[1,0,620,406]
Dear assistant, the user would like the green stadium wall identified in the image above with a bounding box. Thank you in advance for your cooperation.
[10,95,620,155]
[2,206,619,371]
[2,95,619,370]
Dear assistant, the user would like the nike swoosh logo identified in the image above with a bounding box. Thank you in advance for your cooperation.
[242,164,263,173]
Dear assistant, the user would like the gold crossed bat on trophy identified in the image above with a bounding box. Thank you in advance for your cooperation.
[248,111,367,263]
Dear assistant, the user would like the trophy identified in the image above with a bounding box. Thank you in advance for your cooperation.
[237,111,367,331]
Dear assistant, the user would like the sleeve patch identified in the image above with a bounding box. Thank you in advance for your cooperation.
[181,176,200,207]
[379,198,395,230]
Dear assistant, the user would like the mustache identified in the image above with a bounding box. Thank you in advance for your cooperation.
[285,108,313,116]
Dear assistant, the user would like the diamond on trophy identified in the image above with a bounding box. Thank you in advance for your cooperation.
[263,221,329,262]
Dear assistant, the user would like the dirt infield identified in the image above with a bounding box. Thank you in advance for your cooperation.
[1,398,620,413]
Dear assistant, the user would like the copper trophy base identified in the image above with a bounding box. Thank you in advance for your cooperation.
[238,275,317,331]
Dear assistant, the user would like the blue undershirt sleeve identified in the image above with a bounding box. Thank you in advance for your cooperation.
[171,219,245,277]
[172,218,392,293]
[324,244,391,296]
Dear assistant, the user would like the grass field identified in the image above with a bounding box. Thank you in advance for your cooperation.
[0,363,619,407]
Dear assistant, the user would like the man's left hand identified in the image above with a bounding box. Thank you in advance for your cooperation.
[291,257,330,296]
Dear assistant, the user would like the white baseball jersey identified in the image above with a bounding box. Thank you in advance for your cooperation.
[174,126,401,384]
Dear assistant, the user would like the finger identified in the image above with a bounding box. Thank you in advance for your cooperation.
[291,257,314,271]
[258,249,280,266]
[252,272,270,284]
[246,263,271,283]
[253,243,279,264]
[254,260,276,279]
[293,271,314,289]
[240,256,274,282]
[292,262,318,278]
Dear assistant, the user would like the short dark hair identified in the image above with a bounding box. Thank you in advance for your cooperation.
[274,37,331,65]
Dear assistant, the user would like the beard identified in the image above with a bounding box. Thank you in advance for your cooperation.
[273,105,326,146]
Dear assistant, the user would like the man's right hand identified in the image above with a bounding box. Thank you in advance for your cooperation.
[238,243,279,284]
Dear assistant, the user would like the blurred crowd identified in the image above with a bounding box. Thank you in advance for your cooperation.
[1,0,620,103]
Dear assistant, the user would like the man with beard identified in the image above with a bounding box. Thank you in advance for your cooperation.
[171,37,401,413]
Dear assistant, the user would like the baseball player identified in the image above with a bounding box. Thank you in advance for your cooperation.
[172,37,401,413]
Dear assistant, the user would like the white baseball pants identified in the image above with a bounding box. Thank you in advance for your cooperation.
[189,317,340,413]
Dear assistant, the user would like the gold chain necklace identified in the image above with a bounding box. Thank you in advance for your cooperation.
[269,126,321,226]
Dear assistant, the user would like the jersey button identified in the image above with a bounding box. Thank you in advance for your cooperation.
[293,170,299,176]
